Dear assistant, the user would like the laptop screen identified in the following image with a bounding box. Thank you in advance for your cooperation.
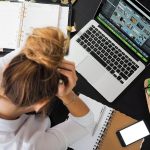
[95,0,150,63]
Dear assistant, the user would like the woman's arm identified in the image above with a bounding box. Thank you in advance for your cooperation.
[29,60,94,150]
[57,60,90,117]
[60,91,90,117]
[35,109,94,150]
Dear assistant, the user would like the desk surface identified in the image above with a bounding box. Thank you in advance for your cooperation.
[72,1,150,149]
[41,1,150,149]
[72,0,150,120]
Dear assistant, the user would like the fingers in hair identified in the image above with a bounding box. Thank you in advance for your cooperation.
[59,59,75,71]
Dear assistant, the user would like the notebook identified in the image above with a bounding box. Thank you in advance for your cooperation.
[0,1,69,49]
[65,0,150,102]
[70,94,142,150]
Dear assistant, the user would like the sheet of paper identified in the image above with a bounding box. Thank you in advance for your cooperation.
[0,2,22,49]
[70,94,113,150]
[80,94,105,122]
[21,2,60,47]
[58,6,69,35]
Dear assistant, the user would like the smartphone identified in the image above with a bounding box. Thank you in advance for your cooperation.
[116,120,150,147]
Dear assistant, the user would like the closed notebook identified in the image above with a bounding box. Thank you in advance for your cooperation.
[0,1,69,49]
[70,94,142,150]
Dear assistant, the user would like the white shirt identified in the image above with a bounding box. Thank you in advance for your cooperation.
[0,49,94,150]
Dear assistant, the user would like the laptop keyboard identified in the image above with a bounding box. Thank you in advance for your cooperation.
[76,25,139,84]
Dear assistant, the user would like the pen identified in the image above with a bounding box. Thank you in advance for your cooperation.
[92,106,106,136]
[67,0,73,37]
[3,48,14,52]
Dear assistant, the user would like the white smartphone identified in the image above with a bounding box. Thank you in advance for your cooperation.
[116,120,150,147]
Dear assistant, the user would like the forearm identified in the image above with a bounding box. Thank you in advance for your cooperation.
[60,91,90,117]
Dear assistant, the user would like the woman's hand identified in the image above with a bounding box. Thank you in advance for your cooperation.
[57,60,90,117]
[57,59,78,99]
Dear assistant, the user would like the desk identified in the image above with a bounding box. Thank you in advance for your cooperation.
[71,0,150,120]
[72,0,150,149]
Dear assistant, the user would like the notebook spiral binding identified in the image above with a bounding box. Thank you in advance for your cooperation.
[93,109,116,150]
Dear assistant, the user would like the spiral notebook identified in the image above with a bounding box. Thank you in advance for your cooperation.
[0,1,69,49]
[70,94,142,150]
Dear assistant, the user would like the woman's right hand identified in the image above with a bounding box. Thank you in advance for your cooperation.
[56,59,78,100]
[56,60,90,117]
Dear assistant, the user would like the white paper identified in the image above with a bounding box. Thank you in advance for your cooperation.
[70,94,114,150]
[0,2,22,49]
[21,2,60,47]
[0,2,69,49]
[58,6,69,35]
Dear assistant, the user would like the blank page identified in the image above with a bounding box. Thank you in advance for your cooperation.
[21,2,60,47]
[0,2,22,49]
[58,6,69,35]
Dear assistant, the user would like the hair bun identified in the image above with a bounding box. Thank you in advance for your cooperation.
[22,27,69,69]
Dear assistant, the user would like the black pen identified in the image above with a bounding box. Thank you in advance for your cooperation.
[3,48,14,52]
[67,0,73,37]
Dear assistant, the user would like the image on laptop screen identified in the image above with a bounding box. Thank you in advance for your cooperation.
[96,0,150,63]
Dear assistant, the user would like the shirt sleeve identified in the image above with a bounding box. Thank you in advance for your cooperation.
[0,49,21,84]
[0,49,21,72]
[34,110,94,150]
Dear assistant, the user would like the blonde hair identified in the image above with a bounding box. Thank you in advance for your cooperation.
[23,27,69,68]
[2,27,69,111]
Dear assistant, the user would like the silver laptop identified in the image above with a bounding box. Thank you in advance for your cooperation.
[65,0,150,102]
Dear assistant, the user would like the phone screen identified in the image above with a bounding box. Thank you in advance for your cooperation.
[119,120,150,146]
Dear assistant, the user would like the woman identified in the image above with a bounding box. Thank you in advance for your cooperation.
[0,27,94,150]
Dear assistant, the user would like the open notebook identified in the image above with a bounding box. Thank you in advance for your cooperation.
[0,1,69,49]
[70,94,142,150]
[70,94,114,150]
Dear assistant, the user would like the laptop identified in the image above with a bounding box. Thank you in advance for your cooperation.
[65,0,150,102]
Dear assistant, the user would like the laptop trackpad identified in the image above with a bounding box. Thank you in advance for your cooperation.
[77,56,106,84]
